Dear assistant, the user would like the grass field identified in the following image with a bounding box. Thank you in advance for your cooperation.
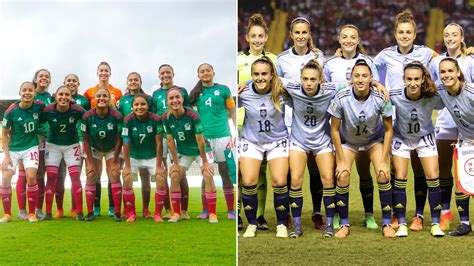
[238,164,474,265]
[0,187,236,265]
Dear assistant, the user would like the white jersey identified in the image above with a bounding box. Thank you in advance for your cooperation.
[238,82,288,144]
[276,47,325,80]
[374,45,434,90]
[389,86,444,140]
[328,87,393,146]
[437,82,474,140]
[324,52,380,82]
[429,53,474,129]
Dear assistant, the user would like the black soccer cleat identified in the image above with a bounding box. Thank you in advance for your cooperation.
[257,215,269,230]
[85,212,96,221]
[448,223,472,236]
[75,212,85,221]
[114,213,122,222]
[42,213,53,221]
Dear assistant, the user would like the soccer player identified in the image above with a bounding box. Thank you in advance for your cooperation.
[84,61,122,217]
[82,87,123,222]
[0,82,44,223]
[237,13,277,230]
[239,57,289,238]
[389,61,445,237]
[161,88,218,223]
[151,64,189,220]
[374,9,437,231]
[41,86,85,221]
[122,94,163,223]
[189,63,236,220]
[328,59,394,238]
[428,23,474,230]
[436,58,474,236]
[324,24,380,230]
[54,74,90,219]
[117,72,154,219]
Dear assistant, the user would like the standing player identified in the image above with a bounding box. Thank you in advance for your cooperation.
[84,61,122,217]
[428,23,474,230]
[328,59,394,238]
[0,82,44,223]
[82,87,123,221]
[239,57,289,238]
[122,94,163,223]
[390,62,445,237]
[161,88,217,223]
[152,64,189,219]
[189,63,236,220]
[323,24,380,229]
[41,86,85,221]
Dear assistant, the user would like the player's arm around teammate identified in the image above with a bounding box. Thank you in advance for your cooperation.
[0,82,45,223]
[82,87,123,222]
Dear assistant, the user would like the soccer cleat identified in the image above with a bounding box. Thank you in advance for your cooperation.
[85,212,95,221]
[42,213,53,221]
[114,213,122,222]
[17,210,28,220]
[276,224,288,238]
[257,215,269,230]
[143,209,152,219]
[227,210,236,220]
[382,224,396,238]
[126,213,137,223]
[0,214,12,223]
[76,212,85,221]
[168,213,181,223]
[289,223,303,238]
[197,211,209,219]
[70,210,77,219]
[209,213,218,223]
[93,207,101,217]
[163,210,172,219]
[53,210,64,219]
[322,224,334,238]
[154,213,163,223]
[364,214,379,229]
[335,225,350,239]
[28,214,38,223]
[396,224,408,237]
[180,211,191,220]
[35,209,46,220]
[238,216,243,230]
[391,213,399,230]
[243,224,257,238]
[431,224,445,237]
[108,207,115,217]
[333,213,340,229]
[311,213,324,230]
[440,211,454,231]
[448,223,472,236]
[409,215,424,231]
[286,214,292,229]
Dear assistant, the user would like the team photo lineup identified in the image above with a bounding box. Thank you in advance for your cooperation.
[237,1,473,241]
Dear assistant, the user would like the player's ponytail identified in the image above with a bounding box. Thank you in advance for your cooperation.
[403,61,437,97]
[395,9,417,34]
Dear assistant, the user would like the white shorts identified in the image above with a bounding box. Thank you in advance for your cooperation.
[239,138,289,161]
[342,139,382,154]
[130,158,156,174]
[178,152,214,171]
[7,146,39,172]
[290,140,333,156]
[435,127,458,141]
[91,147,115,160]
[392,133,438,159]
[45,142,82,167]
[208,136,232,162]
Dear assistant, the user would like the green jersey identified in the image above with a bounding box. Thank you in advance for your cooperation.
[152,86,190,116]
[162,107,210,156]
[193,84,232,139]
[122,112,161,160]
[2,101,45,151]
[72,94,91,141]
[41,103,85,145]
[34,91,53,137]
[81,109,122,152]
[237,49,277,83]
[117,93,154,117]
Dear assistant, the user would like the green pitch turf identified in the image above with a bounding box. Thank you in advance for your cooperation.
[238,164,474,265]
[0,187,236,265]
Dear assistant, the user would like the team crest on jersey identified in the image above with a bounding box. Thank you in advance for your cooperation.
[345,67,351,81]
[76,100,81,105]
[306,104,314,114]
[69,117,75,123]
[147,126,153,133]
[122,128,129,135]
[394,141,401,150]
[107,123,114,130]
[214,90,220,96]
[33,113,38,119]
[184,123,191,131]
[410,109,418,121]
[453,105,461,118]
[358,111,366,123]
[260,109,267,118]
[243,144,248,152]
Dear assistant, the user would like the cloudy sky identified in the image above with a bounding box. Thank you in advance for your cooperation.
[0,0,236,99]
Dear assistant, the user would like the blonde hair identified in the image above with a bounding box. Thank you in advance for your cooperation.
[444,23,467,57]
[94,87,115,109]
[339,24,367,55]
[290,17,319,58]
[251,57,287,113]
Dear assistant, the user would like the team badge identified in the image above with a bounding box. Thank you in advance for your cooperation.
[260,109,267,118]
[122,128,129,135]
[69,117,75,123]
[410,108,418,121]
[358,111,366,123]
[214,90,220,96]
[147,126,153,133]
[394,141,401,150]
[107,123,114,130]
[243,144,248,152]
[33,113,38,119]
[184,123,191,131]
[453,105,461,118]
[76,100,81,105]
[306,105,314,114]
[345,67,351,81]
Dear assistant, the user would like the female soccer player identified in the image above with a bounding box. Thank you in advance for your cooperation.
[189,63,236,220]
[54,74,90,219]
[117,72,154,218]
[84,61,122,216]
[161,88,217,223]
[239,57,289,238]
[390,61,445,237]
[328,59,394,238]
[436,58,474,236]
[428,23,474,230]
[122,94,163,223]
[237,13,277,230]
[152,64,189,219]
[324,24,380,230]
[41,86,85,221]
[0,82,44,223]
